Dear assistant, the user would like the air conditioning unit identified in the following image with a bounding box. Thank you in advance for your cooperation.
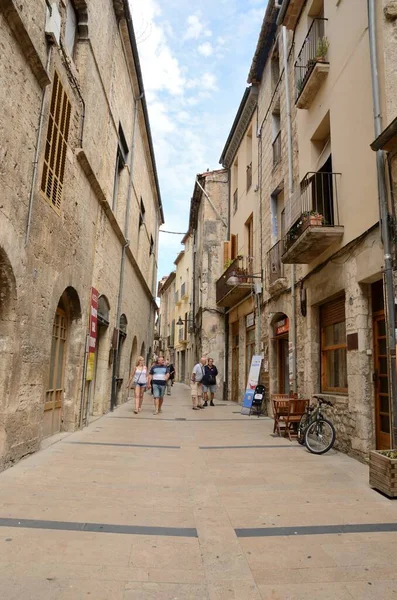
[45,3,61,45]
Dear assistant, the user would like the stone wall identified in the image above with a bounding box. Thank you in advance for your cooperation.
[0,0,160,470]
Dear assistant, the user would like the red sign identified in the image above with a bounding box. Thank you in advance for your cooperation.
[275,317,289,336]
[88,287,99,353]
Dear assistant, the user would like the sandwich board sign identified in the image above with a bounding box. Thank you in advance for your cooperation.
[241,354,263,415]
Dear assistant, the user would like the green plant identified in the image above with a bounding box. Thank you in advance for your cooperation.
[303,210,324,221]
[378,450,397,459]
[316,37,329,59]
[223,258,235,270]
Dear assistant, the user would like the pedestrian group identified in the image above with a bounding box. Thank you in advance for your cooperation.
[126,356,218,414]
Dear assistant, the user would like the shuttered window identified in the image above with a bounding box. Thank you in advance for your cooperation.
[41,72,71,212]
[320,295,348,393]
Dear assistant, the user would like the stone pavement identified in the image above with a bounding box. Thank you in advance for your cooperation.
[0,384,397,600]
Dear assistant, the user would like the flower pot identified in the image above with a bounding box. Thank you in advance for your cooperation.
[307,215,323,226]
[369,450,397,498]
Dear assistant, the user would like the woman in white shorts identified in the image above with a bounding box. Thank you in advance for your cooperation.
[126,356,147,414]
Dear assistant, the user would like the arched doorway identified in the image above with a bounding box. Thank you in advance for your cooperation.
[140,341,145,362]
[90,295,110,418]
[271,313,290,394]
[0,248,17,458]
[44,287,81,437]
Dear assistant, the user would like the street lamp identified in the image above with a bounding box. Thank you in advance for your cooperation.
[226,272,262,293]
[176,316,193,326]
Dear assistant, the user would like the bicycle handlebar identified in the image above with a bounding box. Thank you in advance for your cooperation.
[312,395,333,407]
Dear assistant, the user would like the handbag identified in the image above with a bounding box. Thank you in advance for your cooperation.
[131,369,143,389]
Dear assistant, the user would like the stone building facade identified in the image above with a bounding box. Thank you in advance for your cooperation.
[255,0,392,458]
[173,234,194,384]
[157,272,176,364]
[0,0,162,469]
[217,87,262,403]
[188,170,229,395]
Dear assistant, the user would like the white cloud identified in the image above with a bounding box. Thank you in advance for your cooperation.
[197,42,213,57]
[183,13,212,40]
[201,72,217,91]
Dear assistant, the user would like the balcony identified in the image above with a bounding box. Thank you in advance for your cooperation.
[272,131,281,167]
[181,282,188,299]
[295,18,329,110]
[216,256,252,308]
[246,163,252,191]
[282,171,343,264]
[267,240,287,294]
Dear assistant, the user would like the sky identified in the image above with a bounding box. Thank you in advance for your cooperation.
[129,0,266,284]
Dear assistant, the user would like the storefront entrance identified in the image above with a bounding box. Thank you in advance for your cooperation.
[274,315,290,394]
[372,280,391,450]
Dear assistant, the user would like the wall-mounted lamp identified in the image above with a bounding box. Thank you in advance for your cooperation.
[226,272,262,287]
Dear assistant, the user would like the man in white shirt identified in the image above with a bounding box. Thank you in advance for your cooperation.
[191,356,206,410]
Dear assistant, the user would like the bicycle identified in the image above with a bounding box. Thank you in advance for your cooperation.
[297,395,336,454]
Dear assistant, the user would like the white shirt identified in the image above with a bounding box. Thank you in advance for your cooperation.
[192,363,205,382]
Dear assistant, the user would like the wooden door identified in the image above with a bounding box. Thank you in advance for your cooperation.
[232,332,239,402]
[245,328,255,385]
[277,337,290,394]
[373,312,391,450]
[44,307,67,437]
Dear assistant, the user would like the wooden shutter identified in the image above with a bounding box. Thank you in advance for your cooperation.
[231,234,238,260]
[320,295,345,327]
[223,241,231,266]
[41,71,71,211]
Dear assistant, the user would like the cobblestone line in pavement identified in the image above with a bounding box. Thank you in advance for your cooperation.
[0,383,396,599]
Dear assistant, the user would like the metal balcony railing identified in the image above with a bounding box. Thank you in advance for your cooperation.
[246,163,252,191]
[283,171,341,252]
[268,241,284,283]
[272,131,281,166]
[216,256,250,305]
[295,18,328,101]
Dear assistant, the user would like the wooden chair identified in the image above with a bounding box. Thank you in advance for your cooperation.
[284,398,310,441]
[271,394,290,433]
[272,397,290,437]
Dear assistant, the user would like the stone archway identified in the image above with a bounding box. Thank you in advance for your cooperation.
[91,294,111,417]
[0,248,17,463]
[44,287,82,437]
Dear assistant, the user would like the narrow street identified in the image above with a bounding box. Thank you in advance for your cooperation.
[0,385,396,599]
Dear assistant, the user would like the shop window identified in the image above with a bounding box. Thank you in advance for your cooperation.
[320,295,347,393]
[41,72,71,212]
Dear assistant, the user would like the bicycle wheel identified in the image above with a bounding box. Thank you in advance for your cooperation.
[297,413,309,445]
[304,418,335,455]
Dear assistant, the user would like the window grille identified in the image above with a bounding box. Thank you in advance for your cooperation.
[41,72,71,212]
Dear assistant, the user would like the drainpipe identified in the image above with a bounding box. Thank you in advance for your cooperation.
[368,0,397,448]
[282,26,297,393]
[223,169,231,401]
[25,45,52,246]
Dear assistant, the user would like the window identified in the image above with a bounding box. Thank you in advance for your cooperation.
[139,198,146,227]
[149,235,154,255]
[41,72,71,212]
[65,0,77,57]
[272,111,281,166]
[245,215,253,272]
[233,157,238,214]
[112,124,128,211]
[246,127,252,191]
[271,50,280,92]
[320,296,347,392]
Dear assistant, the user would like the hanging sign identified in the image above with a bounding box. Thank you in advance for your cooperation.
[275,317,289,335]
[241,354,263,414]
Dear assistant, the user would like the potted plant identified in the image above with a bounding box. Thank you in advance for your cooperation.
[303,211,324,226]
[316,37,329,62]
[369,449,397,498]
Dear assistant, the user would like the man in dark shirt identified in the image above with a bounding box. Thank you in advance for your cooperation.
[165,360,175,395]
[147,356,169,415]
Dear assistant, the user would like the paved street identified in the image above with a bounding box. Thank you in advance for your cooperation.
[0,384,397,599]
